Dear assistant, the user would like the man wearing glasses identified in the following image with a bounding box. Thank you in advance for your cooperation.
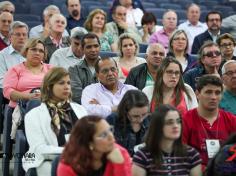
[191,11,225,54]
[184,41,222,91]
[220,60,236,115]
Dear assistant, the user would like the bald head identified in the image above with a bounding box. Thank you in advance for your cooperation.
[0,11,13,35]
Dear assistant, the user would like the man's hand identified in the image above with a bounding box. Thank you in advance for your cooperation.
[89,98,100,105]
[117,19,128,30]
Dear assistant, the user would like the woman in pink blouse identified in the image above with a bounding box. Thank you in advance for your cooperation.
[3,38,52,108]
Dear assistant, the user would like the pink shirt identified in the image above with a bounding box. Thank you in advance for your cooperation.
[149,29,169,49]
[3,62,52,107]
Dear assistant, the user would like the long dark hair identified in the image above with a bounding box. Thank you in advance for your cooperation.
[144,104,187,167]
[61,116,102,175]
[151,56,191,108]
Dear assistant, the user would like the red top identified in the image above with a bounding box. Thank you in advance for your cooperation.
[57,144,132,176]
[183,108,236,167]
[121,67,129,77]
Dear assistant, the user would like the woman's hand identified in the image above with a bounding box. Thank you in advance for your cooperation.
[29,92,41,100]
[106,147,124,164]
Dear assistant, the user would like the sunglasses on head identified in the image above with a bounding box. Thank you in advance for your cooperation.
[203,50,221,57]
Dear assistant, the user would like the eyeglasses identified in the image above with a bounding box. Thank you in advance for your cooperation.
[95,126,114,140]
[224,70,236,77]
[100,67,117,74]
[151,51,165,57]
[203,50,221,57]
[220,43,235,48]
[173,37,187,41]
[28,48,45,54]
[165,70,181,76]
[164,118,182,126]
[208,18,221,22]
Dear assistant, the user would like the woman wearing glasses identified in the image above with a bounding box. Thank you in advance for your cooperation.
[142,56,197,115]
[106,90,150,156]
[168,30,197,73]
[132,104,202,176]
[58,115,132,176]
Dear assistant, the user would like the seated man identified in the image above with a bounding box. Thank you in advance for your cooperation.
[50,27,87,70]
[183,75,236,169]
[69,33,100,104]
[0,12,13,51]
[125,43,166,90]
[81,57,137,118]
[220,60,236,115]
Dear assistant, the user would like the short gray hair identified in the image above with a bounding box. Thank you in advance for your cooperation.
[43,5,60,17]
[0,1,14,13]
[146,43,166,55]
[9,21,28,35]
[222,60,236,75]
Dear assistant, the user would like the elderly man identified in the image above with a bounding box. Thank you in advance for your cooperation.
[42,13,70,62]
[149,9,177,50]
[66,0,85,31]
[0,11,13,50]
[0,1,15,14]
[125,43,166,90]
[81,57,137,118]
[184,41,222,91]
[191,11,225,54]
[50,27,87,69]
[29,5,69,38]
[220,60,236,115]
[178,3,207,51]
[69,33,100,104]
[106,5,141,43]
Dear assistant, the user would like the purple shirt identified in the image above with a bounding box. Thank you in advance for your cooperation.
[149,29,169,49]
[81,81,137,118]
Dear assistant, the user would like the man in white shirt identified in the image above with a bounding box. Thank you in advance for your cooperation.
[178,3,207,52]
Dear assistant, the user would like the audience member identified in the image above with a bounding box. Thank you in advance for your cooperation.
[57,115,132,176]
[69,33,100,104]
[42,13,70,63]
[114,33,146,82]
[220,60,236,115]
[106,5,142,43]
[178,3,207,51]
[29,5,69,39]
[66,0,85,31]
[143,56,197,115]
[50,27,87,69]
[0,21,28,89]
[0,12,13,50]
[125,43,166,90]
[132,104,202,176]
[191,11,224,54]
[139,12,162,43]
[0,1,15,15]
[84,9,116,52]
[222,14,236,39]
[168,29,197,73]
[184,41,222,91]
[149,10,178,50]
[107,90,149,156]
[183,75,236,168]
[22,67,87,175]
[81,57,137,118]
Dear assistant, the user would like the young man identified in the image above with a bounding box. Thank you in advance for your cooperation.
[183,75,236,169]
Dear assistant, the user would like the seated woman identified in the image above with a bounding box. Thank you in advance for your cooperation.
[106,90,149,156]
[57,115,132,176]
[168,29,197,73]
[22,67,87,175]
[84,9,116,52]
[114,33,146,82]
[142,56,197,115]
[132,104,202,176]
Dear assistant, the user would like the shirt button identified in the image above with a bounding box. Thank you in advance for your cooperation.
[168,166,171,170]
[168,159,171,162]
[168,173,172,175]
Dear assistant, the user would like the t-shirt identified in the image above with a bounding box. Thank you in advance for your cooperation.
[133,146,201,176]
[183,108,236,166]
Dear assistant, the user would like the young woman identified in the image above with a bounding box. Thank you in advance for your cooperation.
[132,104,202,176]
[58,115,132,176]
[142,56,197,115]
[114,33,146,82]
[84,8,116,52]
[168,29,197,73]
[22,67,87,175]
[106,90,149,156]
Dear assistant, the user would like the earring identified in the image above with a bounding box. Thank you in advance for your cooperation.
[89,145,94,151]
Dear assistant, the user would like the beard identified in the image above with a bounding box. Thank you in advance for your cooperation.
[71,10,79,17]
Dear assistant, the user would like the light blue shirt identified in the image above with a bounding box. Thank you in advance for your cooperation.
[49,47,83,70]
[0,45,25,88]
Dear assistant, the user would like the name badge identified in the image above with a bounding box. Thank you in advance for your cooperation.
[206,139,220,158]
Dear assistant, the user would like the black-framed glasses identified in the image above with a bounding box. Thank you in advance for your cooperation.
[100,67,117,74]
[224,70,236,77]
[29,48,45,54]
[203,50,221,57]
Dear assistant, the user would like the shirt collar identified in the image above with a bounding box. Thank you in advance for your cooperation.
[100,81,124,94]
[186,20,204,27]
[8,44,19,54]
[50,35,62,48]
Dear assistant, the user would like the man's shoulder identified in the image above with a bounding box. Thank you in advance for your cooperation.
[52,47,69,55]
[195,30,209,40]
[129,63,147,72]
